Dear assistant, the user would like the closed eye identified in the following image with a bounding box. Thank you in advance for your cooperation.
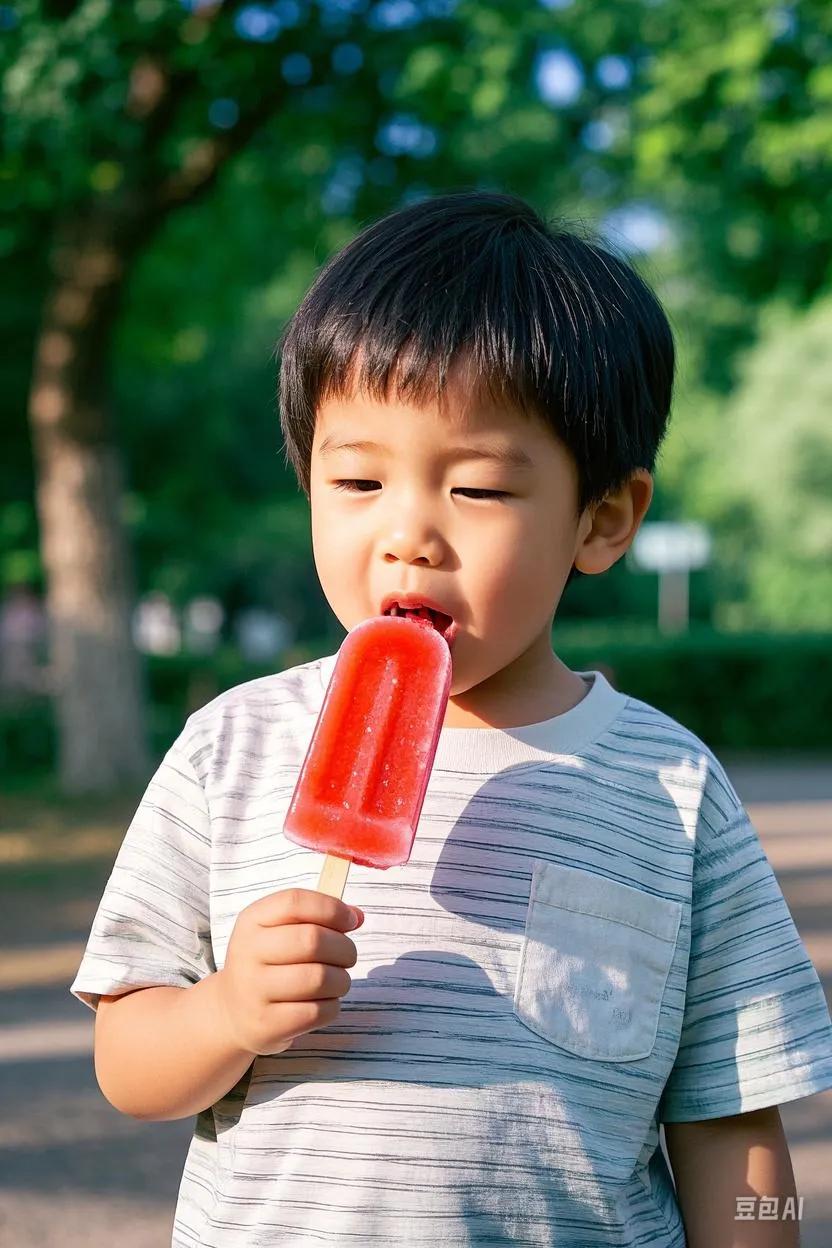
[332,480,510,500]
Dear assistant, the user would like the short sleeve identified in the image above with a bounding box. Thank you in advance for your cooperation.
[658,791,832,1123]
[69,738,215,1013]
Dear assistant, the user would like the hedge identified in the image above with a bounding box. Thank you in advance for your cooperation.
[554,623,831,752]
[1,626,829,778]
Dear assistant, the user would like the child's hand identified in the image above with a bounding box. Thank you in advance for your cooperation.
[214,888,364,1057]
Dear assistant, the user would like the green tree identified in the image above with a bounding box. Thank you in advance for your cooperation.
[632,0,832,388]
[693,298,832,630]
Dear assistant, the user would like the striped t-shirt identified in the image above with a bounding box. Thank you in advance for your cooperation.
[71,655,832,1247]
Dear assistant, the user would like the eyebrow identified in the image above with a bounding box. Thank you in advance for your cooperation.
[317,436,534,470]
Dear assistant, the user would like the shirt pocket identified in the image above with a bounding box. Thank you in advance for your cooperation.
[514,860,682,1062]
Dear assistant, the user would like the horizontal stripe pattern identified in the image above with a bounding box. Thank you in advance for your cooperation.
[70,659,832,1246]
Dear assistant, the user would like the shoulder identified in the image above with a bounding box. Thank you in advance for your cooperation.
[169,652,333,780]
[597,681,745,833]
[185,652,331,725]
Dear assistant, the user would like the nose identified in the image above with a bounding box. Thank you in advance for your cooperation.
[383,530,443,566]
[381,492,444,566]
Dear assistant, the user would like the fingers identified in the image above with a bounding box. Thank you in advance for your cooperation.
[255,921,359,969]
[259,962,352,1003]
[248,887,361,934]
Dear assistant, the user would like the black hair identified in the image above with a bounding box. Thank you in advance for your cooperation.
[276,190,674,587]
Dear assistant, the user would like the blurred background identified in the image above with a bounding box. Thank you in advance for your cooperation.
[1,1,830,1244]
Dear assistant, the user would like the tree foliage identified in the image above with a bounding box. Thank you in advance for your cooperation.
[631,0,832,386]
[700,297,832,630]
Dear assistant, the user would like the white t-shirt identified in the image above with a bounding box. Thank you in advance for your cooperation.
[71,655,832,1247]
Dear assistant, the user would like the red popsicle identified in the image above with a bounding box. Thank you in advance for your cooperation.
[283,612,453,898]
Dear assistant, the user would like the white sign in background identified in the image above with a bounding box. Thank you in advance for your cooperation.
[628,522,713,633]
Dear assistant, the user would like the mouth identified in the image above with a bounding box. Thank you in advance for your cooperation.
[381,598,457,649]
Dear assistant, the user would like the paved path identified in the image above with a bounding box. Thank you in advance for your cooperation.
[0,760,829,1246]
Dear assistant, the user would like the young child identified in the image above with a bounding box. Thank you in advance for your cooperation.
[72,191,832,1247]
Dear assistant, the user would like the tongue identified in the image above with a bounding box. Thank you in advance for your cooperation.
[403,607,434,627]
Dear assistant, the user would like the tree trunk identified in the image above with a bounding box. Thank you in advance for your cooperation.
[27,211,151,794]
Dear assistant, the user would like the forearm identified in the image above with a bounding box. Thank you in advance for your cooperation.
[665,1108,799,1247]
[94,972,255,1122]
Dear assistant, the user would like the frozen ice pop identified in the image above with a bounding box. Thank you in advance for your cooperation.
[283,612,453,898]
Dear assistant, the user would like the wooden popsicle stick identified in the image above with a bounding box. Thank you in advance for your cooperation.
[317,852,351,899]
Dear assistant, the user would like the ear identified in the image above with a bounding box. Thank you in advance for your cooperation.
[574,470,653,576]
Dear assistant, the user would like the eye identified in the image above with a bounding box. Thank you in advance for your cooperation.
[332,480,510,500]
[457,489,511,500]
[333,479,379,493]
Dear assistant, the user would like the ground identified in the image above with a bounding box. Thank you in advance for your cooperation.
[0,757,830,1247]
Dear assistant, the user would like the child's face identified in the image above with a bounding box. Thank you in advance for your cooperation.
[308,355,597,727]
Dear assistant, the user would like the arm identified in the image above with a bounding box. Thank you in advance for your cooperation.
[93,889,361,1123]
[95,974,255,1122]
[664,1106,800,1248]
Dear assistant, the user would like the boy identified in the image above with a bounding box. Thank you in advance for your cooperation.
[72,191,832,1246]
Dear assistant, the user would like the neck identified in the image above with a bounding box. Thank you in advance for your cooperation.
[443,650,589,730]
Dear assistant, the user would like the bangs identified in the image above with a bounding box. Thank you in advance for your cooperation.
[300,222,570,423]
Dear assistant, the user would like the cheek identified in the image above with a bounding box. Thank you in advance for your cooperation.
[474,512,569,602]
[310,500,367,605]
[473,507,553,570]
[311,490,343,547]
[310,502,344,576]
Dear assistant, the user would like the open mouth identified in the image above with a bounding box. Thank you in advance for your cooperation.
[382,603,456,645]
